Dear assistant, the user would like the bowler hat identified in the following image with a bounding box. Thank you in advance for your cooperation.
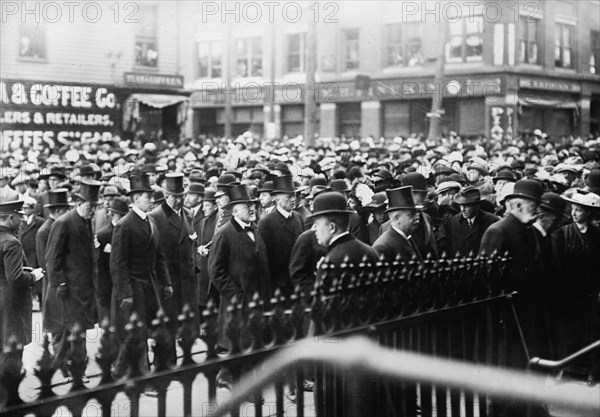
[102,185,120,197]
[401,173,427,193]
[225,184,257,209]
[504,179,543,203]
[163,173,186,195]
[217,174,237,190]
[492,170,516,184]
[79,165,100,179]
[201,189,217,202]
[385,186,418,213]
[0,199,25,215]
[540,192,567,216]
[272,175,297,194]
[308,191,353,218]
[329,179,350,194]
[74,179,102,204]
[44,188,72,208]
[586,169,600,195]
[361,192,387,211]
[258,181,274,194]
[127,172,153,196]
[110,196,130,215]
[189,169,204,184]
[453,187,483,205]
[188,183,205,196]
[153,189,165,204]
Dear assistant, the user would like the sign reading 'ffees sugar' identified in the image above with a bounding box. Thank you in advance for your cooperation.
[124,73,184,89]
[0,80,120,151]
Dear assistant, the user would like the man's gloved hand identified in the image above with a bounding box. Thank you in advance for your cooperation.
[57,284,69,298]
[163,285,174,299]
[31,268,44,281]
[120,297,133,309]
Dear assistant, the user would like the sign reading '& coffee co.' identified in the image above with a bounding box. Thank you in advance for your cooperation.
[0,80,120,152]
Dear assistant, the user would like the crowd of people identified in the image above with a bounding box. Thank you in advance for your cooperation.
[0,129,599,381]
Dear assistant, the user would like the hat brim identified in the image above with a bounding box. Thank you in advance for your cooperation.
[162,189,187,196]
[308,209,354,218]
[453,197,483,205]
[225,199,257,210]
[44,203,74,208]
[384,206,418,214]
[271,189,298,195]
[504,193,541,203]
[201,197,217,202]
[109,208,129,215]
[126,188,154,197]
[560,195,600,209]
[361,203,386,212]
[492,177,516,184]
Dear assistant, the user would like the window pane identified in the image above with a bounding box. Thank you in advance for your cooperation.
[466,35,483,58]
[212,42,222,77]
[19,24,46,59]
[386,24,402,66]
[136,40,158,67]
[448,36,463,59]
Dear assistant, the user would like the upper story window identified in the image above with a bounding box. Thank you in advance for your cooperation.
[342,28,359,71]
[135,5,158,67]
[235,37,263,77]
[385,23,423,68]
[555,22,574,68]
[287,33,306,73]
[198,40,222,78]
[19,23,46,59]
[446,16,483,63]
[519,18,540,64]
[591,30,600,74]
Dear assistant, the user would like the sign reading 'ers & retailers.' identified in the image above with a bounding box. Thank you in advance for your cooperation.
[0,80,121,152]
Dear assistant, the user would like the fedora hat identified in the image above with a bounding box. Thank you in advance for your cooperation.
[271,175,297,194]
[109,196,130,215]
[225,184,257,209]
[44,188,72,208]
[385,186,418,213]
[561,190,600,210]
[74,179,102,204]
[308,191,353,218]
[201,189,217,202]
[504,179,543,203]
[258,181,274,194]
[540,192,567,216]
[102,185,120,197]
[188,183,205,196]
[0,199,25,215]
[492,170,516,184]
[127,172,153,196]
[453,187,483,205]
[401,173,427,193]
[163,173,186,195]
[361,192,387,211]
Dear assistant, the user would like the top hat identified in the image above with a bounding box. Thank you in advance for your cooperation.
[401,173,427,193]
[561,190,600,209]
[110,196,130,215]
[385,186,418,213]
[163,173,186,195]
[102,185,120,197]
[329,179,350,194]
[127,172,153,196]
[308,191,353,218]
[586,169,600,194]
[44,188,72,208]
[188,183,205,196]
[453,187,483,205]
[272,175,297,194]
[361,192,387,211]
[505,179,543,203]
[492,170,516,184]
[201,189,217,202]
[0,199,25,215]
[540,192,567,216]
[74,179,102,204]
[225,184,256,209]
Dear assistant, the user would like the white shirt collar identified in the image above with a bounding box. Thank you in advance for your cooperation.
[532,222,546,237]
[329,231,350,246]
[277,206,292,219]
[392,225,411,241]
[131,205,147,220]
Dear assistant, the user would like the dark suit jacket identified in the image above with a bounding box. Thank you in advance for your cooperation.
[349,211,369,244]
[44,209,96,332]
[20,215,44,268]
[215,208,232,232]
[380,212,438,259]
[443,211,499,257]
[294,205,313,231]
[257,208,304,290]
[373,227,421,263]
[35,217,54,271]
[95,222,115,321]
[289,229,327,296]
[197,211,217,306]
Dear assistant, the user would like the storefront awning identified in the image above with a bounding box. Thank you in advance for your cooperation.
[518,97,578,109]
[128,93,189,109]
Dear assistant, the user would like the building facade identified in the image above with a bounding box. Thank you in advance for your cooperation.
[0,1,188,151]
[182,0,600,140]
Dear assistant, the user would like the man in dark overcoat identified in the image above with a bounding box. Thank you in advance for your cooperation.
[110,171,173,377]
[289,228,327,298]
[442,187,499,257]
[149,173,197,363]
[0,199,44,359]
[44,180,102,370]
[35,189,71,308]
[197,189,218,310]
[19,197,44,305]
[258,175,304,300]
[209,184,271,351]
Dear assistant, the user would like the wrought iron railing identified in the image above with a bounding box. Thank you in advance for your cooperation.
[0,253,524,417]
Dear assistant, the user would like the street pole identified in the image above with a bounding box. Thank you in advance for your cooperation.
[427,19,448,140]
[304,18,317,147]
[224,20,233,139]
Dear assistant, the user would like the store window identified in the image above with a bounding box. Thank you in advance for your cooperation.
[446,16,483,63]
[519,18,540,64]
[287,33,306,73]
[135,5,158,67]
[19,23,46,59]
[385,23,423,67]
[590,30,600,74]
[197,40,222,78]
[235,37,263,78]
[555,22,574,69]
[342,28,359,71]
